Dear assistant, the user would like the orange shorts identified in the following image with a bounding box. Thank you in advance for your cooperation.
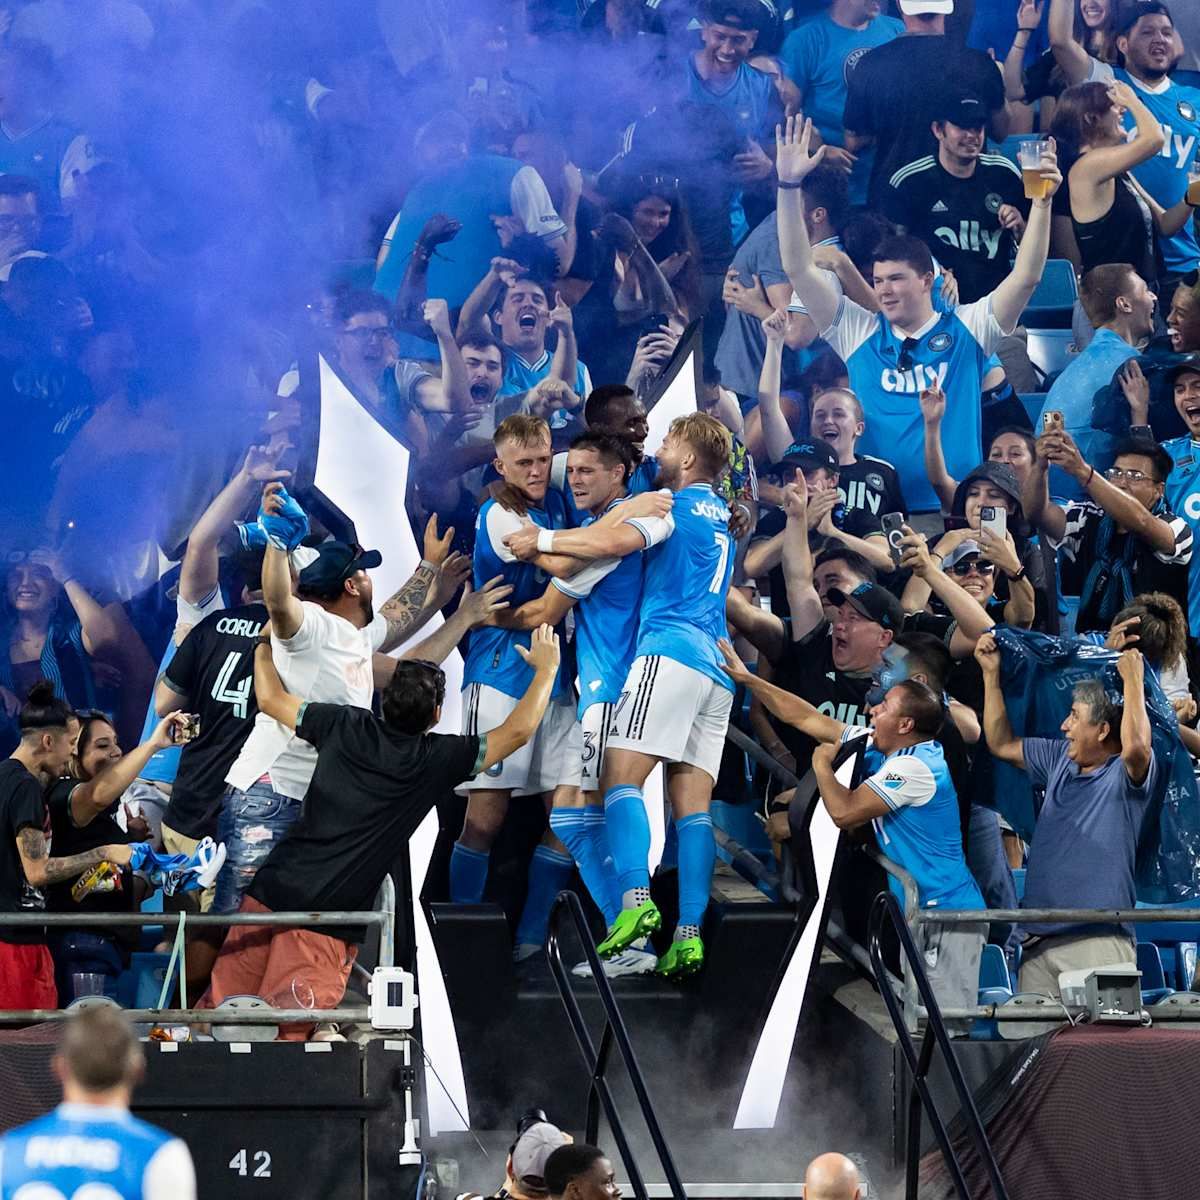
[197,896,357,1041]
[0,940,57,1010]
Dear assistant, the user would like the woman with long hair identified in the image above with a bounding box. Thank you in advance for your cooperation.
[1050,80,1196,288]
[45,709,185,1003]
[611,176,703,320]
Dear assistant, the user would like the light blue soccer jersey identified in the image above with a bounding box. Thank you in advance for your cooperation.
[1090,61,1200,274]
[137,585,225,784]
[0,1103,195,1200]
[553,496,646,717]
[1163,435,1200,632]
[845,728,983,910]
[627,484,735,691]
[823,295,1005,512]
[463,491,572,701]
[552,452,659,527]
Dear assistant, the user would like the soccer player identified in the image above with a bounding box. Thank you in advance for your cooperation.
[777,114,1060,520]
[506,413,736,978]
[0,1007,196,1198]
[452,414,581,960]
[495,431,656,975]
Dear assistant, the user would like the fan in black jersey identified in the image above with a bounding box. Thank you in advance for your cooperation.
[882,95,1028,303]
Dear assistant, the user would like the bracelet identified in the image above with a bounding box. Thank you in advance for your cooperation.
[1085,466,1095,487]
[536,528,556,554]
[777,180,805,190]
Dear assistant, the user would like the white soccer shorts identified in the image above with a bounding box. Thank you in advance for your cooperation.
[604,655,733,783]
[458,684,581,794]
[579,700,616,791]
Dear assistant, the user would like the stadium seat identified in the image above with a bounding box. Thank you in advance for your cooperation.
[1026,329,1076,380]
[1020,259,1078,330]
[1136,941,1174,1005]
[979,943,1012,991]
[991,133,1041,169]
[116,952,173,1010]
[1019,393,1046,428]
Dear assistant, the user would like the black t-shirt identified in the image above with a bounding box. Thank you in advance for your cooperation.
[249,704,483,941]
[843,34,1006,207]
[882,155,1027,302]
[837,454,908,526]
[162,603,268,840]
[44,779,136,937]
[771,622,874,777]
[0,758,49,944]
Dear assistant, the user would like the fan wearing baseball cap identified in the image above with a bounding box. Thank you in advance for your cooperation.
[217,483,464,916]
[883,94,1030,303]
[843,0,1011,208]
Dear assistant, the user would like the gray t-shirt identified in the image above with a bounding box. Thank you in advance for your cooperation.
[1020,737,1158,940]
[713,214,791,399]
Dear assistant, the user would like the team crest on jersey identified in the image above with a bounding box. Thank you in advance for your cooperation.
[1180,99,1197,123]
[985,193,1002,214]
[843,47,870,82]
[866,472,885,492]
[928,332,953,352]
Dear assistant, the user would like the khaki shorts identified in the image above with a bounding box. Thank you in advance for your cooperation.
[160,823,215,914]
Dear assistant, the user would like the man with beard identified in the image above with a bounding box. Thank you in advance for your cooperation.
[214,483,459,914]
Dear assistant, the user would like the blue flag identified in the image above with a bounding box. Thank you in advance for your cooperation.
[988,625,1200,903]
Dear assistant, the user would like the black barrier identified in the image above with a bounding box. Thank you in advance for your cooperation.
[868,892,1009,1200]
[545,890,687,1200]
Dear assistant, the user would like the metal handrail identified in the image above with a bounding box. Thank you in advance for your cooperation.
[869,891,1010,1200]
[912,907,1200,925]
[546,890,687,1200]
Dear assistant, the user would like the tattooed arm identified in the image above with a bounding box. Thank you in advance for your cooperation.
[16,827,133,888]
[376,517,466,654]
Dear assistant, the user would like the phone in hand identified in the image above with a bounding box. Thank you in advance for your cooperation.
[881,512,906,567]
[1130,424,1154,441]
[171,713,200,745]
[980,505,1007,542]
[1042,410,1064,434]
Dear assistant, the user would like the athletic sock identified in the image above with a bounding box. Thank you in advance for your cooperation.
[514,845,575,948]
[603,784,651,903]
[449,841,489,904]
[548,805,620,925]
[675,812,715,931]
[675,923,701,943]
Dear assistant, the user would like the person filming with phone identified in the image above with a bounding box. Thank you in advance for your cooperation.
[1023,432,1192,634]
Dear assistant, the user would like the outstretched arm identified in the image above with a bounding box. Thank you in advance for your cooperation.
[975,633,1025,767]
[719,639,846,743]
[758,310,795,464]
[377,517,466,654]
[17,827,133,888]
[919,387,958,513]
[69,714,187,826]
[776,116,840,334]
[1048,0,1091,84]
[1117,649,1152,785]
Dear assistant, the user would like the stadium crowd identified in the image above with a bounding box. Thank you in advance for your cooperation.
[0,0,1197,1059]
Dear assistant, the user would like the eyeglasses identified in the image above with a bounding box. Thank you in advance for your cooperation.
[950,559,995,577]
[1105,467,1154,483]
[341,325,393,342]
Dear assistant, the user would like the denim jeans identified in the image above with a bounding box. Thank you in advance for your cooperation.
[47,929,124,1006]
[214,781,303,914]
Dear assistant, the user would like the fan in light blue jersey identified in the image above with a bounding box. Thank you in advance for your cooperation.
[1162,363,1200,633]
[0,1008,196,1200]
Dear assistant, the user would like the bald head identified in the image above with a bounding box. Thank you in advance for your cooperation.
[803,1153,861,1200]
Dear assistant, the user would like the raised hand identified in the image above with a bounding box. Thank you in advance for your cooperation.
[241,443,292,484]
[1118,359,1150,425]
[762,308,789,343]
[548,291,574,334]
[974,631,1001,676]
[919,386,946,426]
[422,514,455,567]
[460,576,514,627]
[1016,0,1043,31]
[423,298,453,339]
[1116,647,1144,689]
[515,624,561,673]
[775,114,825,185]
[432,552,472,608]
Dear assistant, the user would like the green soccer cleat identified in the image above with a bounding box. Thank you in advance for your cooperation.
[596,901,662,958]
[655,937,704,980]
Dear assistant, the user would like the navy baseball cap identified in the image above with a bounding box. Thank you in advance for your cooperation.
[939,95,988,130]
[825,582,904,631]
[778,439,840,475]
[297,541,382,594]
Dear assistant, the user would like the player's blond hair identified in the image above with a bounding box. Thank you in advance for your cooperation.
[494,413,550,450]
[671,412,731,478]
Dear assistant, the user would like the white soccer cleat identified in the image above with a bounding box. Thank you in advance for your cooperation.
[571,946,657,979]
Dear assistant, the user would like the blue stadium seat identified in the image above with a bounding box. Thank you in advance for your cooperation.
[116,951,173,1009]
[980,943,1012,991]
[1026,329,1076,380]
[991,133,1041,169]
[1136,898,1200,990]
[1136,941,1174,1005]
[1020,393,1046,428]
[1021,259,1078,330]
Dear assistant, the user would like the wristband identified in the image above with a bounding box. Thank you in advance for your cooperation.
[777,180,805,190]
[419,558,438,572]
[1085,466,1095,487]
[537,528,556,553]
[1006,565,1028,583]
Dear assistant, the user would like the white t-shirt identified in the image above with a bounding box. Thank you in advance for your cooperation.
[225,601,387,800]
